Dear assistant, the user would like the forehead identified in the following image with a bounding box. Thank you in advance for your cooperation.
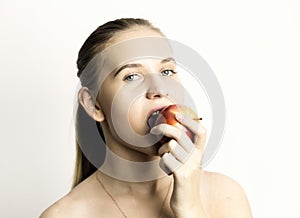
[79,32,175,94]
[97,36,174,80]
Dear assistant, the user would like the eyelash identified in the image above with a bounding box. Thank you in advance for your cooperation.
[161,69,177,76]
[123,69,177,81]
[123,74,140,81]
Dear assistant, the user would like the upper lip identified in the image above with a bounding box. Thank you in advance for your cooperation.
[147,105,169,119]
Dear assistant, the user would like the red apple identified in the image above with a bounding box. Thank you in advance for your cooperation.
[148,104,198,144]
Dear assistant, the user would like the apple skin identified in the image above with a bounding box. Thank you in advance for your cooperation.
[148,104,198,144]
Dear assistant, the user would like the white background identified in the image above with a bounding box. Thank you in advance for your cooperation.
[1,0,300,217]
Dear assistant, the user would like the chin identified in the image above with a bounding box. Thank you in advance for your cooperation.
[133,142,161,158]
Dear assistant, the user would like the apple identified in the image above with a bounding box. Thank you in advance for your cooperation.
[148,104,198,144]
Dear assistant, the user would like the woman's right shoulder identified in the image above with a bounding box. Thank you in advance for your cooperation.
[40,173,104,218]
[39,192,83,218]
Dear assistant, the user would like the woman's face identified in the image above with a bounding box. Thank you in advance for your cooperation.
[96,28,185,151]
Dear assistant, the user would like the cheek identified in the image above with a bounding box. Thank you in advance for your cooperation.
[98,81,122,120]
[128,99,148,135]
[100,80,148,134]
[101,88,140,133]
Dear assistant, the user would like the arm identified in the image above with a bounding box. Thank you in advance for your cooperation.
[151,113,208,217]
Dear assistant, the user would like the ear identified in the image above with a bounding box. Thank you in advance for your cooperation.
[78,87,105,122]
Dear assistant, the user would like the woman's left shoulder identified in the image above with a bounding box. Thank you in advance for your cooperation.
[201,170,253,218]
[202,170,245,190]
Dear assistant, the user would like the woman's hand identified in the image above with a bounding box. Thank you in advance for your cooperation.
[150,113,208,218]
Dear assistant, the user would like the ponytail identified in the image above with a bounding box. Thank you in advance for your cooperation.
[71,139,97,189]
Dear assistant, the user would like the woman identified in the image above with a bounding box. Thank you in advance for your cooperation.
[40,18,252,218]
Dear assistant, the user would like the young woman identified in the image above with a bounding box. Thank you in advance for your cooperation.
[40,18,252,218]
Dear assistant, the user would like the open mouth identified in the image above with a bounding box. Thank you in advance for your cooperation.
[147,106,167,128]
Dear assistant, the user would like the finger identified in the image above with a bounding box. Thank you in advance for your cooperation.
[193,129,207,150]
[175,113,205,136]
[169,139,192,163]
[160,153,182,174]
[158,139,176,157]
[175,113,207,148]
[151,124,194,152]
[158,139,192,163]
[159,158,172,175]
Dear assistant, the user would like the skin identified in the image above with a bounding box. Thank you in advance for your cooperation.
[40,28,253,218]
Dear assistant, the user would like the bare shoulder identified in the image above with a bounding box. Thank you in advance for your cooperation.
[202,171,253,218]
[39,174,102,218]
[39,193,77,218]
[39,188,92,218]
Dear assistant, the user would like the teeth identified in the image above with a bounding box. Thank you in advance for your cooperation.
[151,110,160,116]
[148,110,161,128]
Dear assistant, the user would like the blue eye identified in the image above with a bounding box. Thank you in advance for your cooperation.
[161,69,176,76]
[123,74,141,81]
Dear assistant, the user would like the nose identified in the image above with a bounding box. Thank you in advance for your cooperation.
[146,89,168,99]
[146,77,168,99]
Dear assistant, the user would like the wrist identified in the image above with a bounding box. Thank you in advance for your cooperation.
[173,205,208,218]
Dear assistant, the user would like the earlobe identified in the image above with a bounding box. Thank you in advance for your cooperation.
[78,87,105,122]
[93,107,105,122]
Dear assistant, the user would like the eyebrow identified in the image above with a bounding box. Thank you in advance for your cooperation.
[113,57,176,77]
[114,63,142,77]
[161,57,176,64]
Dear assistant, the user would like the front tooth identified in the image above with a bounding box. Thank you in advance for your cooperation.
[152,110,159,116]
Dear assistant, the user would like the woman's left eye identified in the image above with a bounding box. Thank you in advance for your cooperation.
[161,69,176,76]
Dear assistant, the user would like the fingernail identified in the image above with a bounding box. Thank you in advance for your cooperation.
[175,113,183,121]
[150,126,160,135]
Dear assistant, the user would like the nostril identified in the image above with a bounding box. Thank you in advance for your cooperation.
[146,90,168,99]
[153,94,162,98]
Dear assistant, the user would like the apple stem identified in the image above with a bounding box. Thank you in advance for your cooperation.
[193,118,203,120]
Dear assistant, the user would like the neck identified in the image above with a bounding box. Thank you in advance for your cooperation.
[96,169,172,197]
[98,125,172,195]
[98,145,168,183]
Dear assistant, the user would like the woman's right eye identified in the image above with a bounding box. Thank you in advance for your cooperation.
[123,74,141,81]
